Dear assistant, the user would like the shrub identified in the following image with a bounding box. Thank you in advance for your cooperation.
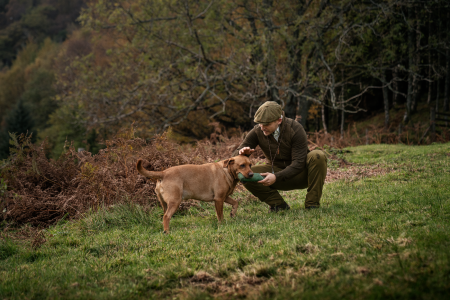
[0,127,246,226]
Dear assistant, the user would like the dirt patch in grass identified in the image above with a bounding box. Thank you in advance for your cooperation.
[185,266,328,298]
[326,165,394,183]
[186,271,268,298]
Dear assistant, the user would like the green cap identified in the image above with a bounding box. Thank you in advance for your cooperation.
[254,101,283,124]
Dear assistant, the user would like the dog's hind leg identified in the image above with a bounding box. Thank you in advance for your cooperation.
[161,185,183,233]
[155,181,168,214]
[163,201,181,233]
[157,193,168,214]
[224,196,239,218]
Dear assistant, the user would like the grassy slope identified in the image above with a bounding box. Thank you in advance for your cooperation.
[1,143,449,299]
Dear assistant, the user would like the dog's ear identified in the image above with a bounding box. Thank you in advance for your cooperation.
[223,158,235,168]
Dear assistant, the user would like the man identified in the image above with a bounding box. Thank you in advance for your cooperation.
[232,101,327,211]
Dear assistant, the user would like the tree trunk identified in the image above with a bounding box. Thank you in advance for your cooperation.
[381,70,390,130]
[430,107,436,143]
[321,95,328,134]
[336,105,340,133]
[340,84,345,139]
[403,4,414,125]
[340,106,345,139]
[411,7,421,113]
[285,93,298,119]
[444,12,450,112]
[427,11,432,105]
[393,67,399,108]
[298,88,312,128]
[444,56,450,112]
[262,0,278,104]
[436,58,440,112]
[435,9,441,112]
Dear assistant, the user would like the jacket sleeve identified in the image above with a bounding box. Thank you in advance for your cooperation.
[232,127,260,157]
[274,127,308,182]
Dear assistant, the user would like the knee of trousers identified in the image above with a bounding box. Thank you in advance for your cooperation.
[242,181,286,206]
[308,150,328,172]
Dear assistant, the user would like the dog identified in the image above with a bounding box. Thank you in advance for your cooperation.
[136,155,253,233]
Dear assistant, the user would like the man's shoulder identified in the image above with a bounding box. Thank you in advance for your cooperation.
[283,117,304,133]
[241,125,261,141]
[248,124,261,135]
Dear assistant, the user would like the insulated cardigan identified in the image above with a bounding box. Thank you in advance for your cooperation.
[232,116,309,182]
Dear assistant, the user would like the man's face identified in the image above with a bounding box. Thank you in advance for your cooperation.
[259,118,282,136]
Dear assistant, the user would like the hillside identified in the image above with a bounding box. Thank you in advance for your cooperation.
[1,143,449,299]
[0,0,85,66]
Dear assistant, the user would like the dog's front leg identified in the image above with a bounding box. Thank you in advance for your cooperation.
[214,200,224,222]
[224,196,239,218]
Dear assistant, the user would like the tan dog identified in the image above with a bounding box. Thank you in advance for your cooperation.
[136,155,253,233]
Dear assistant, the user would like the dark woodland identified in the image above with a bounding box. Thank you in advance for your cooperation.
[0,0,449,158]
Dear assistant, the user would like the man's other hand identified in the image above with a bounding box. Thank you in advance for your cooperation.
[259,173,276,186]
[239,147,255,156]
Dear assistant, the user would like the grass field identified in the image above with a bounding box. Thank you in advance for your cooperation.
[1,143,449,299]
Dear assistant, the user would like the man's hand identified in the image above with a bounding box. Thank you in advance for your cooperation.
[239,147,255,156]
[259,173,276,186]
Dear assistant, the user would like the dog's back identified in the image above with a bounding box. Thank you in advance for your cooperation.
[138,161,227,201]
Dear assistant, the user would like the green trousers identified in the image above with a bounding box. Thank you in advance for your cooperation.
[243,150,328,208]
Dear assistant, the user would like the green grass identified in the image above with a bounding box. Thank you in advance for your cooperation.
[1,143,449,299]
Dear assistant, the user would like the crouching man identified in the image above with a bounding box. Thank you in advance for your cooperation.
[232,101,327,211]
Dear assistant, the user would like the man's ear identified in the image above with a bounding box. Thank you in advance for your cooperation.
[223,158,235,168]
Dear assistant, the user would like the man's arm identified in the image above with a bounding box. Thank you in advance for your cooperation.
[232,127,260,157]
[274,128,308,182]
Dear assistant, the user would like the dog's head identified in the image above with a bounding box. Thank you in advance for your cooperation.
[223,155,253,179]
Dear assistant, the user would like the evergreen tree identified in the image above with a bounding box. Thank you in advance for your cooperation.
[0,100,35,159]
[0,130,8,159]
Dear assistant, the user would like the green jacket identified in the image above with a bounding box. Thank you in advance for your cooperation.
[232,116,309,182]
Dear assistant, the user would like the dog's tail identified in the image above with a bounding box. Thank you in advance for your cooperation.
[136,160,164,179]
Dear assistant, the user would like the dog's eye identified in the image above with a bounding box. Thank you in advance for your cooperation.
[249,164,252,168]
[240,164,245,168]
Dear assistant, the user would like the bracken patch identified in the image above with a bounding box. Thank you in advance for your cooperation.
[0,126,394,227]
[0,128,244,226]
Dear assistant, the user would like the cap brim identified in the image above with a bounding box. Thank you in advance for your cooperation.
[255,119,279,125]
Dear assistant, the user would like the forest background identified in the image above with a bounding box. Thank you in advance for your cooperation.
[0,0,450,159]
[1,2,449,298]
